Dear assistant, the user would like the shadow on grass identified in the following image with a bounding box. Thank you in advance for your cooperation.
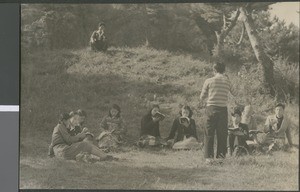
[20,156,220,189]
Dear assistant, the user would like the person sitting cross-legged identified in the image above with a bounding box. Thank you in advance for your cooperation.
[166,105,201,150]
[227,107,249,157]
[48,113,117,162]
[259,103,294,153]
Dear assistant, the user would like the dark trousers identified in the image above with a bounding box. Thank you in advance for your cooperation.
[227,133,249,153]
[204,106,228,158]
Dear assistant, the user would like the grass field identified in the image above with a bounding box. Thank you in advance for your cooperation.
[20,46,299,190]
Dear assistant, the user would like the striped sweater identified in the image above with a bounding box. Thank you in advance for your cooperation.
[200,73,234,107]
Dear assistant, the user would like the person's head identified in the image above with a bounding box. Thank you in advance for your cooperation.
[231,107,242,125]
[179,105,193,118]
[213,62,225,74]
[58,113,71,127]
[98,22,105,30]
[109,104,121,118]
[275,103,285,118]
[69,109,87,125]
[76,109,87,124]
[150,104,160,116]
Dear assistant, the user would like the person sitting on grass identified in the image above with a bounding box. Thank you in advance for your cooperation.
[69,109,95,144]
[138,104,166,147]
[96,104,127,151]
[166,105,200,150]
[90,22,107,52]
[259,103,294,153]
[48,113,116,162]
[227,107,249,156]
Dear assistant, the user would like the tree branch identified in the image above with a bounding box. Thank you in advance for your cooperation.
[236,22,245,45]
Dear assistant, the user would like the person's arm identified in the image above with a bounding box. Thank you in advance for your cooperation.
[99,116,108,132]
[58,125,85,145]
[190,119,198,140]
[167,119,178,140]
[115,117,127,135]
[264,116,272,133]
[199,79,209,102]
[90,31,97,42]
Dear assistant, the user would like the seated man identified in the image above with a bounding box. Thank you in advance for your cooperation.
[90,22,108,52]
[260,103,293,152]
[227,107,249,156]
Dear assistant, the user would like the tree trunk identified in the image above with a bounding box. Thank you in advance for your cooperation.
[240,7,275,96]
[213,10,240,59]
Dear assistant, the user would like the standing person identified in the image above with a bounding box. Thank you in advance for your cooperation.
[138,104,166,147]
[96,104,127,151]
[166,105,200,150]
[199,62,236,163]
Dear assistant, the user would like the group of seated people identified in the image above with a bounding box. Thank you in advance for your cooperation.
[48,102,295,162]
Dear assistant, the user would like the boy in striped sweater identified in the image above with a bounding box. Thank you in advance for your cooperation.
[199,62,236,163]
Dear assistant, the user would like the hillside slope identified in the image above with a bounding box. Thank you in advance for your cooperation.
[20,46,299,155]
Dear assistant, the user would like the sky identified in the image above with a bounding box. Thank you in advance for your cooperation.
[269,2,299,27]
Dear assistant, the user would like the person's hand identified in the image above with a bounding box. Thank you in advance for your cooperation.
[82,127,89,133]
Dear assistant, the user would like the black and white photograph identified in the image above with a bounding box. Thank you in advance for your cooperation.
[20,2,299,190]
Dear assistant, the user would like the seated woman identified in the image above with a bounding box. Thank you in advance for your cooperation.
[227,107,249,156]
[96,104,127,151]
[166,105,200,150]
[138,104,166,147]
[48,113,116,162]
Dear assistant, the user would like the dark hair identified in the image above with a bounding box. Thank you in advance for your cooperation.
[179,105,193,118]
[109,104,121,118]
[275,103,285,110]
[231,107,242,117]
[58,113,71,124]
[213,62,225,74]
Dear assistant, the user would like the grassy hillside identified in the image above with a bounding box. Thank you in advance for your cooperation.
[20,46,299,190]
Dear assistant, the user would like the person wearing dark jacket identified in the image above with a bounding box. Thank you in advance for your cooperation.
[227,107,249,156]
[138,104,165,147]
[166,105,200,150]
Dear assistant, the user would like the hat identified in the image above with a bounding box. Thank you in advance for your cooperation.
[231,107,242,116]
[275,103,285,109]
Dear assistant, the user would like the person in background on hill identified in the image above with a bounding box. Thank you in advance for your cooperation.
[90,22,107,52]
[96,104,127,151]
[199,62,237,163]
[138,104,166,147]
[259,103,294,153]
[166,105,201,150]
[227,107,249,156]
[48,113,117,162]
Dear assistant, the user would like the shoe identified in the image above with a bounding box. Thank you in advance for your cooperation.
[205,158,214,164]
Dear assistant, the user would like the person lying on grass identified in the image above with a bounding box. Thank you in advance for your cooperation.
[138,104,167,147]
[166,105,200,150]
[227,107,249,156]
[259,103,294,153]
[48,113,116,162]
[96,104,127,151]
